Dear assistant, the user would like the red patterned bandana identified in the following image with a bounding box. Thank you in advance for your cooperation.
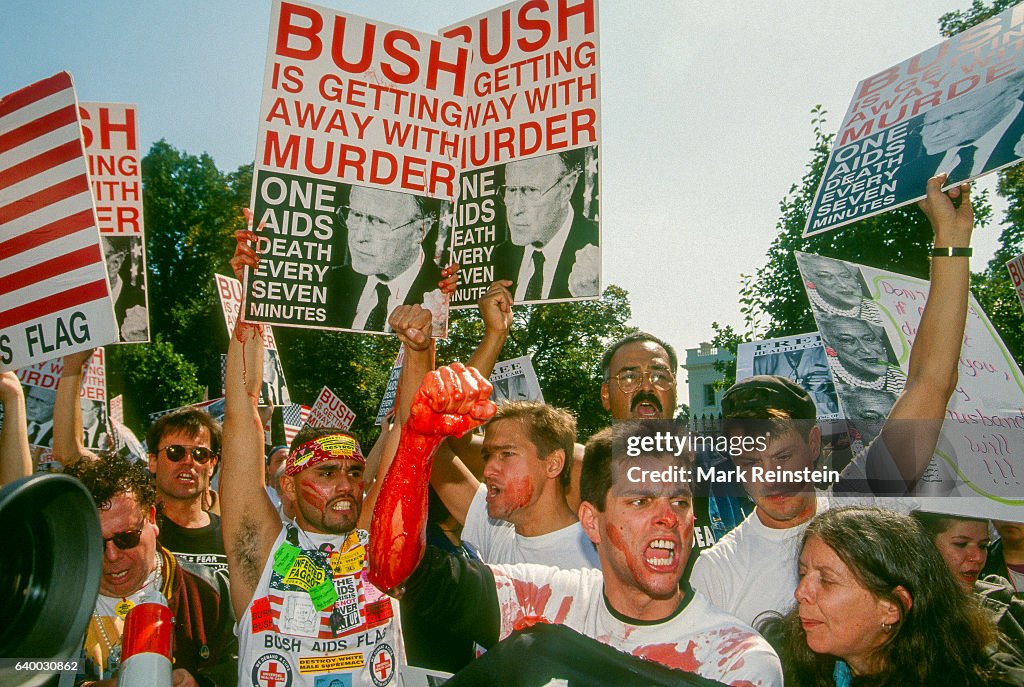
[285,434,364,476]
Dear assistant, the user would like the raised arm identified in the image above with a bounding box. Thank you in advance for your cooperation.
[369,363,495,593]
[0,372,32,484]
[52,348,96,465]
[221,226,282,618]
[445,280,514,474]
[882,174,974,486]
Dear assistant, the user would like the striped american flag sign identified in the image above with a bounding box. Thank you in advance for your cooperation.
[0,72,116,371]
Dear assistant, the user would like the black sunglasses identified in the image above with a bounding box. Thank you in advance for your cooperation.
[160,444,215,464]
[103,520,145,550]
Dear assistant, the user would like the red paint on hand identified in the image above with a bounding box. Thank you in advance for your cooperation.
[369,364,496,592]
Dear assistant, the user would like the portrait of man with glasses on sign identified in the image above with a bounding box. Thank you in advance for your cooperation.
[493,147,600,302]
[327,184,447,333]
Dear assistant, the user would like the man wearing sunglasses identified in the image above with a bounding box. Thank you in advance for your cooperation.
[493,148,599,303]
[147,408,228,579]
[66,453,237,686]
[327,185,445,333]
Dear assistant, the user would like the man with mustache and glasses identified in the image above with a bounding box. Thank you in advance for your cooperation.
[598,332,730,561]
[66,454,236,687]
[691,176,977,627]
[52,349,228,579]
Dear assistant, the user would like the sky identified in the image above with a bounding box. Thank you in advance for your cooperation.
[2,0,1004,405]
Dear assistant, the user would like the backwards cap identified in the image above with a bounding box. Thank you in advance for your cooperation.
[720,375,817,421]
[285,434,364,476]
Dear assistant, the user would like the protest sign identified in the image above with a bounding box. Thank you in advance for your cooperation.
[490,355,544,404]
[110,393,123,423]
[1008,252,1024,312]
[375,345,405,425]
[0,72,117,371]
[805,3,1024,236]
[796,251,1024,520]
[445,0,602,307]
[79,102,150,342]
[148,397,226,426]
[736,333,841,420]
[13,348,109,450]
[305,385,356,430]
[244,0,467,337]
[215,274,290,405]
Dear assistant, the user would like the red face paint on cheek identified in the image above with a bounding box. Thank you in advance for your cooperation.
[299,482,330,511]
[606,523,646,583]
[501,475,534,511]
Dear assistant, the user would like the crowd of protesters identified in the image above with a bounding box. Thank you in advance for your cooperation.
[1,175,1022,686]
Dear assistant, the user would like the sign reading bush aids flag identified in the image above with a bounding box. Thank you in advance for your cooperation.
[805,3,1024,236]
[244,0,468,337]
[1008,252,1024,312]
[0,72,117,371]
[796,252,1024,520]
[445,0,602,307]
[79,102,150,343]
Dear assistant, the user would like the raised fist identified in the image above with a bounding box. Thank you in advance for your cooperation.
[407,363,496,438]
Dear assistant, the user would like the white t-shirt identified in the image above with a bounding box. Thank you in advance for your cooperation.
[463,484,600,569]
[691,439,917,626]
[236,524,404,687]
[489,562,783,687]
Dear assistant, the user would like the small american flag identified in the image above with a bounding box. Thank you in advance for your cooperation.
[282,403,311,445]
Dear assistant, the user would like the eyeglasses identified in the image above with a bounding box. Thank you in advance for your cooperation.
[498,167,579,205]
[337,205,430,237]
[103,519,145,550]
[611,369,675,394]
[160,444,215,464]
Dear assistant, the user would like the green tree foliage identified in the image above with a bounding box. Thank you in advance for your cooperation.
[106,337,204,430]
[938,0,1017,35]
[438,285,634,439]
[141,140,252,389]
[709,322,742,391]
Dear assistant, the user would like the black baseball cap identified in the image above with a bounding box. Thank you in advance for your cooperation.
[721,375,817,421]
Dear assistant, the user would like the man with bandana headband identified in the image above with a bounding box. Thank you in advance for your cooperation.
[222,229,489,687]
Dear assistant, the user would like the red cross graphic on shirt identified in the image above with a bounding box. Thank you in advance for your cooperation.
[372,651,392,680]
[259,662,286,687]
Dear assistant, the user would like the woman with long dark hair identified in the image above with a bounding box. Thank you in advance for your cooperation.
[761,507,1020,686]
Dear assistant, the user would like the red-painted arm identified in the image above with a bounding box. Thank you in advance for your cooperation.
[369,363,495,593]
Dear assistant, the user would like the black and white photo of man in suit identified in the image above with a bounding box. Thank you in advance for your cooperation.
[327,185,445,333]
[900,69,1024,192]
[492,148,600,303]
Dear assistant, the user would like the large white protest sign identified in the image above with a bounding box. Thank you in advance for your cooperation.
[80,102,150,343]
[13,348,109,450]
[1008,252,1024,312]
[305,385,355,431]
[805,3,1024,236]
[736,333,841,420]
[244,0,467,337]
[215,274,290,406]
[490,355,544,404]
[796,252,1024,520]
[445,0,602,307]
[0,72,117,371]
